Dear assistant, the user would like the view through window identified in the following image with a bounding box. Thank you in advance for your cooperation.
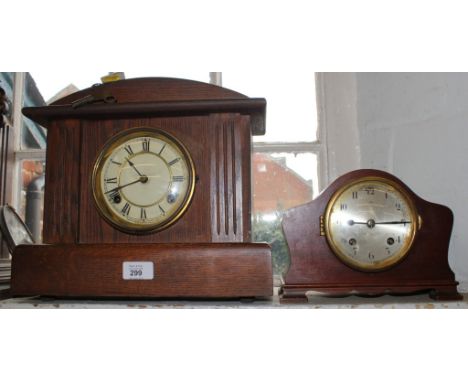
[223,73,319,274]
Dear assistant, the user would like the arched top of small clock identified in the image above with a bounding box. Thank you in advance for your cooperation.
[23,77,267,135]
[51,77,250,105]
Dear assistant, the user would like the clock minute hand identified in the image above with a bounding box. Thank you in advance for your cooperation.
[104,176,147,194]
[375,221,412,225]
[347,219,411,228]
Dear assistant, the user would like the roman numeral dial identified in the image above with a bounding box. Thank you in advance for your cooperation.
[93,129,195,234]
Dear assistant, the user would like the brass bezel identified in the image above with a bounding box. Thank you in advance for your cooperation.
[92,127,196,235]
[323,176,419,272]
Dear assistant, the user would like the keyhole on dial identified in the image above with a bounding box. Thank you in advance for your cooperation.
[349,238,357,246]
[387,237,395,245]
[167,193,178,204]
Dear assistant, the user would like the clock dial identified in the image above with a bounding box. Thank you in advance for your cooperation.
[324,177,419,271]
[92,129,195,233]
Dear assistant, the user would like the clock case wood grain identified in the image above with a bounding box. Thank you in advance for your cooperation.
[11,78,273,299]
[280,169,462,303]
[12,243,272,299]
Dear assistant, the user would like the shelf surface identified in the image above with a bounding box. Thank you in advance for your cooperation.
[1,287,466,309]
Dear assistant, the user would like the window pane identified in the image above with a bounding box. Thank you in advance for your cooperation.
[222,72,318,143]
[252,152,316,275]
[0,72,14,120]
[21,73,47,149]
[20,159,45,243]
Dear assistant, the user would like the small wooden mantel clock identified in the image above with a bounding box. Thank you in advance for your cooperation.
[280,169,461,303]
[11,77,273,299]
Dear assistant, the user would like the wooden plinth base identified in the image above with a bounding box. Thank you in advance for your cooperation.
[11,243,273,299]
[279,283,462,303]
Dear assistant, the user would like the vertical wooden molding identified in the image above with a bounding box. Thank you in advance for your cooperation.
[231,122,237,235]
[214,121,221,236]
[223,120,229,236]
[210,114,245,242]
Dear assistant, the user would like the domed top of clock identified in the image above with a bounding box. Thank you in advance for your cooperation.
[23,77,266,135]
[51,77,249,104]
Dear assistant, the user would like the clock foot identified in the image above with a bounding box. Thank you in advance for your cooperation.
[429,286,463,301]
[240,297,256,303]
[279,288,309,304]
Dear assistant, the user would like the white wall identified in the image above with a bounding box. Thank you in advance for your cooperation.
[322,72,468,291]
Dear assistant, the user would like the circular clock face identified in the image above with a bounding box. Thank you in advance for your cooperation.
[324,177,419,271]
[92,128,196,234]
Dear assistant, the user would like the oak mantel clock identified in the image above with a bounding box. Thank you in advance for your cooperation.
[280,169,461,303]
[11,77,273,299]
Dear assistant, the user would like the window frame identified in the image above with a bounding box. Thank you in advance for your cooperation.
[251,72,328,196]
[10,73,47,214]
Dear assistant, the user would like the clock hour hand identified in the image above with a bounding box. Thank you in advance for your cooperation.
[104,176,148,194]
[347,220,367,226]
[375,221,412,225]
[126,158,145,177]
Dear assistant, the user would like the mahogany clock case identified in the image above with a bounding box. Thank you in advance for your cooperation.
[23,78,266,245]
[280,169,462,303]
[11,78,273,299]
